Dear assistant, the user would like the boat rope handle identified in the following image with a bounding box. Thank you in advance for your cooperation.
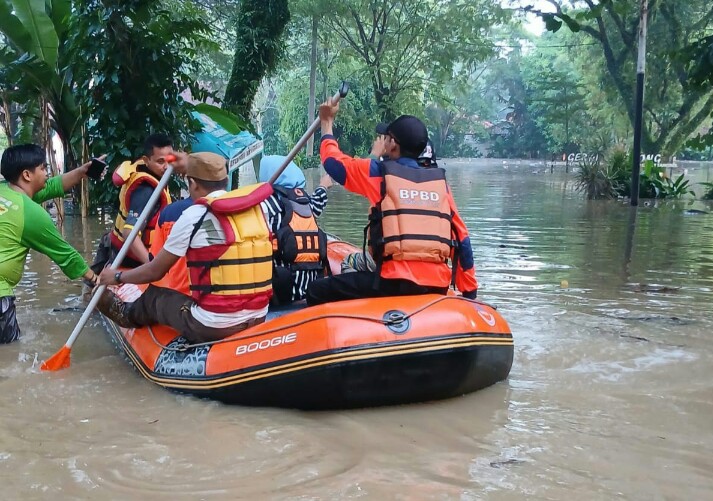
[146,295,498,352]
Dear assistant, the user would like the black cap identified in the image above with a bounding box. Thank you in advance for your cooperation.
[375,122,388,135]
[386,115,428,157]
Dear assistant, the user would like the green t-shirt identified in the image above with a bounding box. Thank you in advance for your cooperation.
[0,177,89,297]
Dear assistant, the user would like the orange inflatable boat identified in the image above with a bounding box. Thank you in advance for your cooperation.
[101,239,513,409]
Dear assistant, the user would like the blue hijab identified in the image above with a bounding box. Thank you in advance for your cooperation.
[259,155,306,189]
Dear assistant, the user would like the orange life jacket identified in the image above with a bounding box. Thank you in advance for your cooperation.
[367,160,455,277]
[110,160,171,254]
[272,186,328,272]
[149,218,191,295]
[186,183,274,314]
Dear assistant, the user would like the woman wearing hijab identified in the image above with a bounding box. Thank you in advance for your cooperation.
[259,156,333,305]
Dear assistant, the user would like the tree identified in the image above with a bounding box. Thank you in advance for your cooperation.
[680,34,713,150]
[522,41,587,155]
[70,0,214,205]
[534,0,713,156]
[320,0,506,120]
[0,0,81,165]
[275,58,378,157]
[223,0,290,121]
[424,70,495,158]
[485,49,548,158]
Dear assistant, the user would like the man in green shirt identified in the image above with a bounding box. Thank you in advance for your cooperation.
[0,144,99,343]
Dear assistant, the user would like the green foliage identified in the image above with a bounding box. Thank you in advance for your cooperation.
[538,0,713,157]
[522,36,590,155]
[699,182,713,200]
[638,161,695,199]
[223,0,290,121]
[576,147,695,200]
[606,146,632,196]
[299,155,321,169]
[0,0,81,162]
[681,34,713,151]
[424,69,494,158]
[274,62,378,157]
[320,0,506,120]
[680,34,713,90]
[485,49,549,158]
[574,155,617,200]
[194,103,252,135]
[70,0,214,206]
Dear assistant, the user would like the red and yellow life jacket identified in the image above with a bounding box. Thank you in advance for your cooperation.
[186,183,274,313]
[272,186,327,272]
[367,160,454,268]
[110,160,171,253]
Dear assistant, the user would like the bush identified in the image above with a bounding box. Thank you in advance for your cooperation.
[699,182,713,200]
[585,146,695,200]
[300,155,322,170]
[606,146,631,196]
[574,155,617,199]
[638,160,695,199]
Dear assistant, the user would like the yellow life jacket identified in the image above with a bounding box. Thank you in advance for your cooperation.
[186,183,274,313]
[110,160,171,251]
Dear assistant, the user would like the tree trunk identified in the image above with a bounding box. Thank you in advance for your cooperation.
[306,15,318,157]
[1,95,14,145]
[80,128,90,218]
[223,0,290,121]
[41,100,65,225]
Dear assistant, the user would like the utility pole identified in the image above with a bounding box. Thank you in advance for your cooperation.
[631,0,648,206]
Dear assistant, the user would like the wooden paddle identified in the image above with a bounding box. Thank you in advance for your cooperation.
[267,81,349,185]
[41,156,177,371]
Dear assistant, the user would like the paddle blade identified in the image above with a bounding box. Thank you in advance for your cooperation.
[40,345,71,371]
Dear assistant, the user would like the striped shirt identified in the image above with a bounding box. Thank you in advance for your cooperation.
[261,186,328,301]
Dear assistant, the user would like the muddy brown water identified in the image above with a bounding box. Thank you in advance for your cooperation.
[2,160,712,499]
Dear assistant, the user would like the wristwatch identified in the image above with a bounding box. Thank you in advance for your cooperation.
[114,271,123,284]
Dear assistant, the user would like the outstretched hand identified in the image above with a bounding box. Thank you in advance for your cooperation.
[78,154,107,177]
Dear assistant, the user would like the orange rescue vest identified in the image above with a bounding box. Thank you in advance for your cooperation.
[367,160,455,270]
[110,160,171,252]
[186,183,274,314]
[150,216,191,295]
[272,186,328,272]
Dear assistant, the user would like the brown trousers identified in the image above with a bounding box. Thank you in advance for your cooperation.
[129,285,264,344]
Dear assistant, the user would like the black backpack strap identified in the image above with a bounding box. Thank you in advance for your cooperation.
[187,208,213,291]
[189,208,210,245]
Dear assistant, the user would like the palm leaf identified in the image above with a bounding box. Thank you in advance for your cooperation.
[0,0,34,52]
[11,0,59,68]
[46,0,70,38]
[194,103,251,134]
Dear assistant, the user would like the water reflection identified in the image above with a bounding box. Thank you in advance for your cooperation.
[2,160,712,498]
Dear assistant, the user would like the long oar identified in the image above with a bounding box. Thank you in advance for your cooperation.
[267,81,349,185]
[41,156,177,371]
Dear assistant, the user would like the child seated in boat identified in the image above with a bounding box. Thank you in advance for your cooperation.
[96,153,272,343]
[258,155,333,305]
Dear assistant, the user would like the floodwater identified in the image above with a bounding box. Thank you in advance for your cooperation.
[2,159,712,499]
